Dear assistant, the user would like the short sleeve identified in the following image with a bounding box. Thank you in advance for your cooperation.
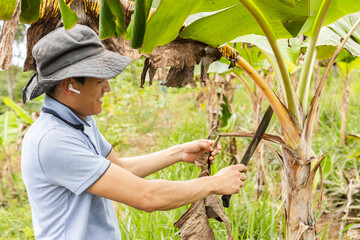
[38,128,111,196]
[97,131,112,157]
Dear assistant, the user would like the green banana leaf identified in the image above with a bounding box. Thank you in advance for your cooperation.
[0,111,19,146]
[337,55,360,76]
[231,34,301,64]
[106,0,127,37]
[141,0,240,53]
[232,43,267,70]
[151,0,160,8]
[218,114,237,133]
[141,0,359,54]
[301,12,360,60]
[20,0,42,23]
[3,97,34,125]
[218,93,237,134]
[131,0,147,48]
[0,0,17,20]
[99,0,116,39]
[179,0,308,48]
[301,0,360,36]
[59,0,78,29]
[316,12,360,57]
[141,0,309,53]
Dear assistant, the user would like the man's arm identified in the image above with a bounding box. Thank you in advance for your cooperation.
[87,162,247,212]
[106,140,220,178]
[106,147,181,178]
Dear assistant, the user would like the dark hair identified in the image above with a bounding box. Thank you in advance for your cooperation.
[73,77,86,84]
[47,77,86,94]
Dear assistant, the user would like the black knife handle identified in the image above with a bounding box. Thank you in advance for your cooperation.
[222,195,231,208]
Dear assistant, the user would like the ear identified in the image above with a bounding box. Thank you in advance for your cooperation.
[59,78,73,96]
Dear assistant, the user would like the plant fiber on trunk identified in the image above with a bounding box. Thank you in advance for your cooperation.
[281,145,315,239]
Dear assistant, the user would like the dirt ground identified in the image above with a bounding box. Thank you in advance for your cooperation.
[316,213,360,239]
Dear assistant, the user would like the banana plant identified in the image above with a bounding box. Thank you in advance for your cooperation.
[128,2,360,239]
[1,0,360,239]
[138,2,359,239]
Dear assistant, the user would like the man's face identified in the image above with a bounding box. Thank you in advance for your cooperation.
[71,77,110,119]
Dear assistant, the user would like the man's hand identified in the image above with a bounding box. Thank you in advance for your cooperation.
[213,164,248,195]
[180,139,222,164]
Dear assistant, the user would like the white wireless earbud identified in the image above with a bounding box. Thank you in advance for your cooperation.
[68,83,81,94]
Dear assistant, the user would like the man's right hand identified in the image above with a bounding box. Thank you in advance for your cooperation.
[213,164,248,195]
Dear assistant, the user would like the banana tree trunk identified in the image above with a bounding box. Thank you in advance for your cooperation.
[282,145,315,239]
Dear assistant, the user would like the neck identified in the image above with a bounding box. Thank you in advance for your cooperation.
[46,93,88,120]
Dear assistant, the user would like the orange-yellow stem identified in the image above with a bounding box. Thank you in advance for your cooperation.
[219,45,301,148]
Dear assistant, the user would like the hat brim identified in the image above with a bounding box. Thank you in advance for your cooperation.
[25,49,131,101]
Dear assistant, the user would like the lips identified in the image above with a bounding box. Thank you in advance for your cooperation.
[97,95,104,102]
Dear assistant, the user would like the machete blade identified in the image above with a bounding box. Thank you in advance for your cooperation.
[222,106,274,208]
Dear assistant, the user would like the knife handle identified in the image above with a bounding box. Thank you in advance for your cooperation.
[222,169,247,208]
[222,195,231,208]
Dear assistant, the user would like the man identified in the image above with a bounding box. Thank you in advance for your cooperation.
[21,24,247,240]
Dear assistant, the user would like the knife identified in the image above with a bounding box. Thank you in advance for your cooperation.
[222,105,274,208]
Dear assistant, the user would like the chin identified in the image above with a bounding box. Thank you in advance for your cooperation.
[95,108,103,115]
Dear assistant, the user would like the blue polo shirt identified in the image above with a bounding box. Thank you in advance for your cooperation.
[21,94,121,240]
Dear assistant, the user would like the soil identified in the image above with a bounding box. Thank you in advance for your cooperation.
[316,212,360,239]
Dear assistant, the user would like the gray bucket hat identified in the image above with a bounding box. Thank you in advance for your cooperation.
[23,24,131,103]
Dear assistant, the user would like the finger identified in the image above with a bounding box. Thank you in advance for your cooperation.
[197,141,213,152]
[211,150,218,156]
[232,164,248,173]
[216,143,222,150]
[203,139,220,149]
[240,173,247,181]
[200,139,222,152]
[238,164,248,173]
[199,139,213,145]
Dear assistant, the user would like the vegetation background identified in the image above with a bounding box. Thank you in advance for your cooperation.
[0,23,359,240]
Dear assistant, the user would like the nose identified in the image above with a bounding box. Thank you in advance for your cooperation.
[102,80,111,93]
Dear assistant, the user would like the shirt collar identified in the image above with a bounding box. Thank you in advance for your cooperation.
[42,94,91,129]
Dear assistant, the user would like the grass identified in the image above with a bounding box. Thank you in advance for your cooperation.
[0,60,359,239]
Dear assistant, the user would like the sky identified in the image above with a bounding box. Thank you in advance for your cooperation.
[11,39,27,67]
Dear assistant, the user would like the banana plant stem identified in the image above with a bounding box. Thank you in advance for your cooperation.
[261,50,286,103]
[297,0,332,117]
[238,0,300,122]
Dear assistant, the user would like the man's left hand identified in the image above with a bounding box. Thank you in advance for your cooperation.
[180,139,222,164]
